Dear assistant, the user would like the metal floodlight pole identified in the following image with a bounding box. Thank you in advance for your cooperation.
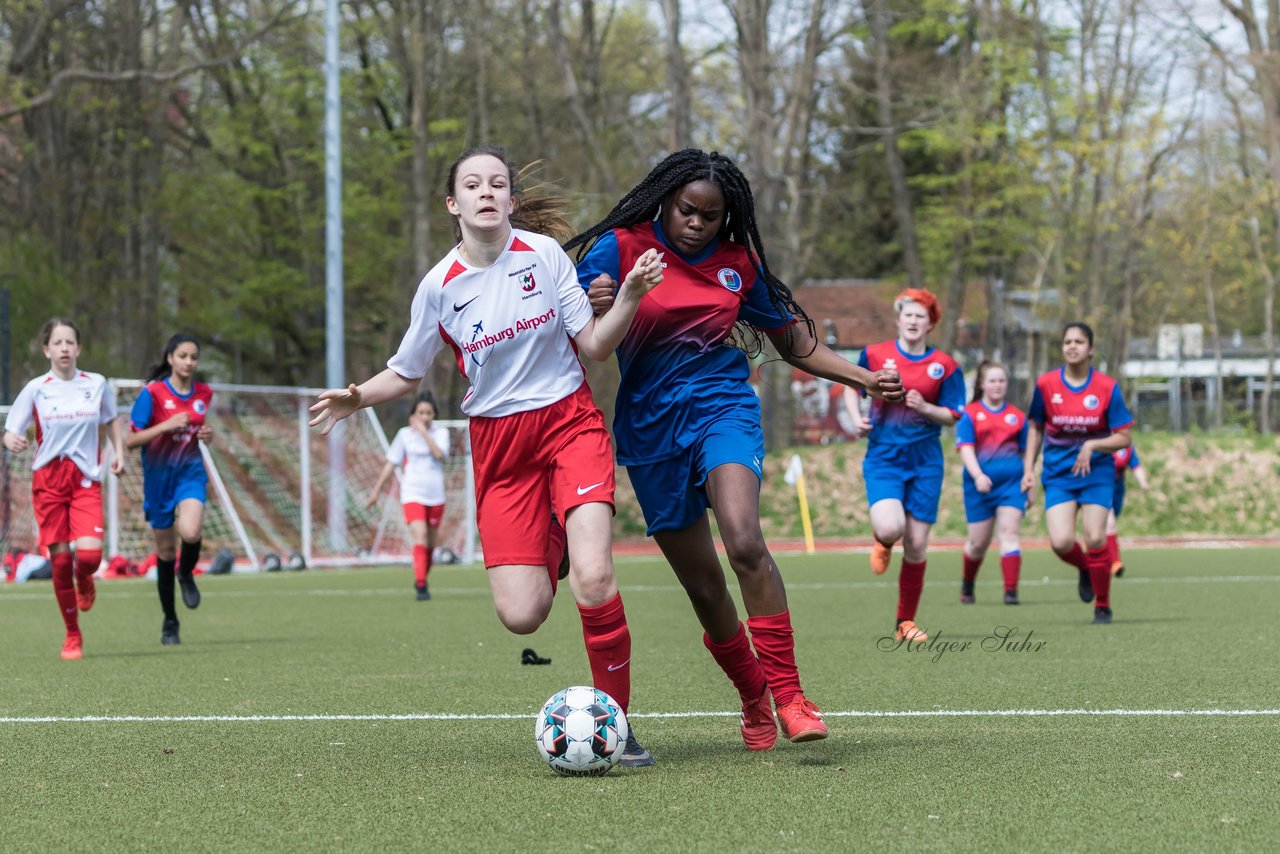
[324,0,348,551]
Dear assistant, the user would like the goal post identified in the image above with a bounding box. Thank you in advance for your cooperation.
[1,382,478,570]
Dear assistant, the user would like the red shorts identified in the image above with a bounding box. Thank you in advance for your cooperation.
[32,457,104,547]
[468,382,615,568]
[403,502,444,528]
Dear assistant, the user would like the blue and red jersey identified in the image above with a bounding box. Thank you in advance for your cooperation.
[1112,445,1141,481]
[575,221,791,465]
[857,341,965,447]
[130,379,212,496]
[1027,367,1133,483]
[955,400,1028,485]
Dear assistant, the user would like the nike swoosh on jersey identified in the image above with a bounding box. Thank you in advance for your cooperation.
[453,295,480,312]
[576,481,606,495]
[606,659,630,672]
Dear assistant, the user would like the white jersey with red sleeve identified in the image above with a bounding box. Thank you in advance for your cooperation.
[386,229,595,418]
[386,424,450,506]
[3,370,118,481]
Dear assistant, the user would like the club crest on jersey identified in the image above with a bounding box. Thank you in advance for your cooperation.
[717,268,744,292]
[1005,413,1019,426]
[1083,394,1100,410]
[927,362,945,380]
[519,271,536,292]
[193,400,207,415]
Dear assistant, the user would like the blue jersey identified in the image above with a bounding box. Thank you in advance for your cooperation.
[1028,367,1133,485]
[955,400,1028,486]
[857,341,965,448]
[131,379,212,510]
[575,222,790,465]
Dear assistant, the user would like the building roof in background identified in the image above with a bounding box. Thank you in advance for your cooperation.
[794,278,988,350]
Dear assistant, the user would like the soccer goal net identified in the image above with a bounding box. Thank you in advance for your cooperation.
[1,382,477,570]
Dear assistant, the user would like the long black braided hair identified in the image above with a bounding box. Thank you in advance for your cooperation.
[563,148,816,358]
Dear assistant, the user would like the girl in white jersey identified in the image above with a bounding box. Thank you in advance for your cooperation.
[311,146,664,767]
[367,392,451,600]
[3,318,125,660]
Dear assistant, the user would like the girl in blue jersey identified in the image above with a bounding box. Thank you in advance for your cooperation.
[954,361,1028,605]
[126,334,214,645]
[1106,445,1148,576]
[843,288,966,643]
[1021,322,1133,624]
[566,148,903,751]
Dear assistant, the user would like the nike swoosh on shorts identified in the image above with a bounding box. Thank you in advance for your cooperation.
[576,481,606,496]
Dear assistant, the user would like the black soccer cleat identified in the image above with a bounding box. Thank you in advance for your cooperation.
[618,729,655,767]
[960,580,975,604]
[415,583,431,601]
[178,573,201,609]
[1092,605,1113,625]
[1077,569,1094,604]
[161,618,181,645]
[1003,589,1020,606]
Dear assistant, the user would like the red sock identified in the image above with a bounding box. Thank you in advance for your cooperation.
[76,548,101,582]
[545,520,567,596]
[1056,541,1088,572]
[1107,533,1120,567]
[51,552,78,632]
[746,611,803,706]
[1001,552,1021,591]
[578,593,631,713]
[897,559,927,622]
[962,552,982,584]
[703,622,767,703]
[412,545,429,586]
[1087,545,1112,608]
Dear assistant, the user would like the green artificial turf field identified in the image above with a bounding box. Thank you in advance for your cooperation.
[2,548,1277,852]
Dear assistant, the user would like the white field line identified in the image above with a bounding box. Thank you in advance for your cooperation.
[2,573,1279,602]
[1,708,1278,724]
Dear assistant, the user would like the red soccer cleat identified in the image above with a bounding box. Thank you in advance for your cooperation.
[739,689,778,751]
[76,573,96,612]
[775,693,829,743]
[61,633,83,660]
[895,619,928,642]
[870,541,893,575]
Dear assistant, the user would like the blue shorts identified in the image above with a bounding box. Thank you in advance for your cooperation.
[1112,479,1128,518]
[862,440,944,524]
[962,474,1027,523]
[1042,468,1113,511]
[145,478,208,530]
[627,415,765,536]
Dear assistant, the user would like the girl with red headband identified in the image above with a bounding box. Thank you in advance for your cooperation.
[843,289,965,642]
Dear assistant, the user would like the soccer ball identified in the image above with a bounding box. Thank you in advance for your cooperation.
[534,686,629,776]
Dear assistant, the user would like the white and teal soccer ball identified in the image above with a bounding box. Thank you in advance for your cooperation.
[534,686,629,776]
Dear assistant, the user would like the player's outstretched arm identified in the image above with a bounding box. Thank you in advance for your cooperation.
[574,249,664,360]
[768,325,904,402]
[310,368,418,436]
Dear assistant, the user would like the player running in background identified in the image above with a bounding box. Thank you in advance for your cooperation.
[1107,444,1149,576]
[954,360,1028,605]
[1021,322,1134,625]
[125,333,213,645]
[311,146,663,767]
[367,392,450,601]
[566,148,903,750]
[843,288,965,643]
[3,317,125,660]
